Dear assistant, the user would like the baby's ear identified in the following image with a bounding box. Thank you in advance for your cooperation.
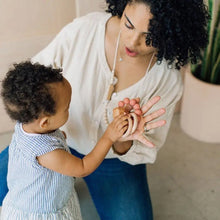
[39,116,49,129]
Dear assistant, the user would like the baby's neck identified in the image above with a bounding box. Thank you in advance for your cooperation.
[22,122,50,134]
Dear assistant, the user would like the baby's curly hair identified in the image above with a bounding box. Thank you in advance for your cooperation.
[106,0,210,69]
[1,61,63,123]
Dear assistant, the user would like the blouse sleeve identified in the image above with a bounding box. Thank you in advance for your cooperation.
[114,70,183,165]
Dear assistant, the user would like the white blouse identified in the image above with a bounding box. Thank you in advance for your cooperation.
[32,12,183,165]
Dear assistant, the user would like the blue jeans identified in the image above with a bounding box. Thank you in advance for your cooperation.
[0,147,153,220]
[70,148,153,220]
[0,147,9,205]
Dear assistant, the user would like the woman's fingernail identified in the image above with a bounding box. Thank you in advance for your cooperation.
[134,104,140,109]
[118,101,124,107]
[124,98,130,104]
[130,99,136,106]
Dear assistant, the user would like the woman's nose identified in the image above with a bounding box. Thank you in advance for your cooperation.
[129,32,141,47]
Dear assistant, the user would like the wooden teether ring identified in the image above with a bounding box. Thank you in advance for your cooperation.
[130,112,138,134]
[113,107,138,137]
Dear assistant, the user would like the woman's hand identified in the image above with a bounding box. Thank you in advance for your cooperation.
[117,96,166,147]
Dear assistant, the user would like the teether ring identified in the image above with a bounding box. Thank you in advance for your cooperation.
[113,107,138,137]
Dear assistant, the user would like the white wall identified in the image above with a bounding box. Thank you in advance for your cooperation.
[75,0,106,16]
[0,0,76,133]
[0,0,106,134]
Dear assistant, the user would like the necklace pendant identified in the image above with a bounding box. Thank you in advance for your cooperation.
[106,84,114,100]
[112,76,118,85]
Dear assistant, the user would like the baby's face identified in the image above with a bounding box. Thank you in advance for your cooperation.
[48,78,72,131]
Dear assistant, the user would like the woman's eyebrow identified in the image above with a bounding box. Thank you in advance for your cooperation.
[125,14,134,28]
[124,13,148,34]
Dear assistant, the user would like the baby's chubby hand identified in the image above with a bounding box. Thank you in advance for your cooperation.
[104,114,129,143]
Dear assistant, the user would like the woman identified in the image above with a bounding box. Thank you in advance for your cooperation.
[0,0,209,219]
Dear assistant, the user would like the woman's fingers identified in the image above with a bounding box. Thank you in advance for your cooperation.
[119,130,155,147]
[144,120,166,131]
[134,109,142,116]
[144,108,166,123]
[118,97,140,107]
[142,108,166,133]
[124,98,130,104]
[114,97,167,147]
[129,97,140,106]
[137,135,155,148]
[141,96,161,114]
[118,101,124,107]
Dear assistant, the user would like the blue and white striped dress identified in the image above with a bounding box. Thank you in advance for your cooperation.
[1,123,82,220]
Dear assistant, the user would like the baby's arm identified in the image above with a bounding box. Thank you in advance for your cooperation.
[37,114,128,177]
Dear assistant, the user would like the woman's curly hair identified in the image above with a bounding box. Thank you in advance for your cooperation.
[1,61,63,123]
[106,0,210,69]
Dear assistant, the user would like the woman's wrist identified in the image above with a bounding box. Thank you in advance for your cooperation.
[112,141,133,155]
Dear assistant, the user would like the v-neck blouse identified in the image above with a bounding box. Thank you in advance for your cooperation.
[32,12,183,165]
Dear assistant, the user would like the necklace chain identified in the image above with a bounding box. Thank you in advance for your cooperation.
[103,32,155,126]
[103,31,121,126]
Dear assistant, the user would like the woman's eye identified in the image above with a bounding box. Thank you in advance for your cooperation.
[125,23,133,29]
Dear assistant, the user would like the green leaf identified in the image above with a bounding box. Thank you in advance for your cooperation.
[210,52,220,83]
[200,0,220,84]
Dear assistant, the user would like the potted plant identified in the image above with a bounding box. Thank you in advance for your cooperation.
[180,0,220,143]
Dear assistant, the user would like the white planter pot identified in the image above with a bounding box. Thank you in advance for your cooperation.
[180,69,220,143]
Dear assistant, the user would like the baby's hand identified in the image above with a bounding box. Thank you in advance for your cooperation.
[105,114,129,142]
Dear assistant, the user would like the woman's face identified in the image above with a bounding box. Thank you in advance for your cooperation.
[119,2,156,59]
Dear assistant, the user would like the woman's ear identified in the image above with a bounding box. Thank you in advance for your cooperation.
[39,116,49,129]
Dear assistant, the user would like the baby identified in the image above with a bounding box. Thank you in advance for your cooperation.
[0,61,128,219]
